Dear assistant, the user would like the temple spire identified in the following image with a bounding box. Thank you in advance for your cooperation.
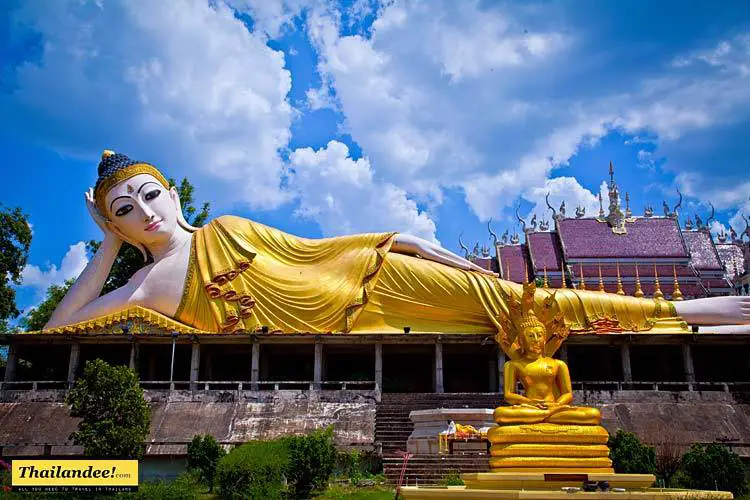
[672,264,683,301]
[616,261,625,295]
[598,262,605,292]
[634,264,644,298]
[578,263,586,290]
[653,264,664,300]
[625,192,632,218]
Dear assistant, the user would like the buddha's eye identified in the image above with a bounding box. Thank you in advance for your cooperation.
[145,189,161,201]
[114,204,133,217]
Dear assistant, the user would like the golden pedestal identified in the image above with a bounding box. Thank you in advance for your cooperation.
[488,423,614,473]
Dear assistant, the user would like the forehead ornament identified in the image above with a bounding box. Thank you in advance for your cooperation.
[94,150,169,217]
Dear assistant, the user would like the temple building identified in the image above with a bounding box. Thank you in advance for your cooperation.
[475,163,745,298]
[1,162,750,482]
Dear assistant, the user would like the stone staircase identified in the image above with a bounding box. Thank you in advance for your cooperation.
[376,393,499,484]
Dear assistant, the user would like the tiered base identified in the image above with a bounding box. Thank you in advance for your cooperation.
[488,423,613,473]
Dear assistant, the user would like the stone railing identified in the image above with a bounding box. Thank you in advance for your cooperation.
[1,379,377,392]
[572,380,750,392]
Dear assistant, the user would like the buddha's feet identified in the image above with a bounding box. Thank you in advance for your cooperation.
[493,404,601,425]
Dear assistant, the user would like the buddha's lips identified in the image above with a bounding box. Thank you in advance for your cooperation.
[144,219,163,232]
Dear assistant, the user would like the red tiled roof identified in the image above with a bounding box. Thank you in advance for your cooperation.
[498,245,532,282]
[558,217,689,259]
[527,231,564,273]
[683,230,723,271]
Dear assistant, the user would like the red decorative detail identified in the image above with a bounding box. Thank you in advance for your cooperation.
[240,307,253,318]
[588,317,624,333]
[239,295,256,307]
[204,283,222,299]
[223,290,239,301]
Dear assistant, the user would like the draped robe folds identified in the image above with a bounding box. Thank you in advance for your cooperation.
[175,216,687,335]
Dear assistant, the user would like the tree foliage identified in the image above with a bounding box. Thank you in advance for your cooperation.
[608,430,657,475]
[0,204,32,326]
[676,443,748,496]
[66,359,150,459]
[187,434,226,492]
[216,440,290,500]
[21,279,74,331]
[85,177,210,294]
[281,426,337,498]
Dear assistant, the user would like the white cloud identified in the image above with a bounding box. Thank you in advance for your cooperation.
[523,178,606,224]
[289,140,437,241]
[9,0,295,209]
[21,242,88,295]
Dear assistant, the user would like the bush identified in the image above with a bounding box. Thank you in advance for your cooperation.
[282,426,337,498]
[216,440,290,499]
[676,443,749,496]
[608,430,656,474]
[118,474,201,500]
[438,471,464,486]
[187,434,225,491]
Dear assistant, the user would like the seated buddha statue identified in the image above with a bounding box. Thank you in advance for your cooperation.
[45,151,750,335]
[494,282,599,425]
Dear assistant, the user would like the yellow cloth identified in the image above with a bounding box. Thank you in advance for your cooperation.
[175,216,687,334]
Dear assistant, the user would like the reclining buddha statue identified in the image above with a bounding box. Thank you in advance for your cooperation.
[45,151,750,335]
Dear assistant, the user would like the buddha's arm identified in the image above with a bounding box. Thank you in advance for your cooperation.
[672,296,750,325]
[503,362,537,406]
[553,360,574,406]
[45,235,124,329]
[391,233,497,276]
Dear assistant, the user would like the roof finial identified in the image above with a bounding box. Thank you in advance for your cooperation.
[545,193,557,220]
[706,202,716,228]
[458,233,470,260]
[578,263,586,290]
[543,265,549,288]
[598,192,604,218]
[515,205,527,233]
[672,264,683,301]
[634,264,644,298]
[653,264,664,300]
[672,188,682,218]
[560,258,567,289]
[616,261,625,295]
[609,160,615,185]
[625,192,632,218]
[488,217,498,246]
[598,262,605,292]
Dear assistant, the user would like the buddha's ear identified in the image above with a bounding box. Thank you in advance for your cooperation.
[170,186,199,233]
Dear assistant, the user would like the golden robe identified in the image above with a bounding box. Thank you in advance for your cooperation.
[175,216,688,334]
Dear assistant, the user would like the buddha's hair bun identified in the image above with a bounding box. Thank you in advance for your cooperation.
[97,150,140,179]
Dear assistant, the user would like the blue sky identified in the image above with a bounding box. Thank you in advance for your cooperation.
[1,0,750,315]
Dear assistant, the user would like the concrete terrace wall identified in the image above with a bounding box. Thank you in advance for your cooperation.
[0,389,378,457]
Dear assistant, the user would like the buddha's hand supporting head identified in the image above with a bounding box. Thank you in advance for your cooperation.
[93,150,196,261]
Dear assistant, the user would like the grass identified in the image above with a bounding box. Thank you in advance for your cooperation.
[315,484,395,500]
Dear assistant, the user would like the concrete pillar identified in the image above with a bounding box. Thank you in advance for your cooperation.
[497,349,506,392]
[67,343,80,387]
[434,343,444,393]
[251,342,260,390]
[3,344,18,386]
[374,342,383,391]
[313,341,323,389]
[621,343,633,383]
[682,344,695,385]
[128,342,138,371]
[190,343,200,390]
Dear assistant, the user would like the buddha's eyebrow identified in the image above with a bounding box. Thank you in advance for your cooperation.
[110,195,132,212]
[137,181,160,194]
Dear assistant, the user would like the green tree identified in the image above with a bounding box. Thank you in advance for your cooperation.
[86,177,210,294]
[66,359,150,459]
[0,204,32,330]
[20,279,74,331]
[608,430,657,475]
[676,443,748,496]
[187,434,226,492]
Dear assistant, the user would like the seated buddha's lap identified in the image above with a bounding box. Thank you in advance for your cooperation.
[494,405,601,425]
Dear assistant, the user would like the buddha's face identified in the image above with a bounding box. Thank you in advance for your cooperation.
[104,173,179,246]
[520,326,546,356]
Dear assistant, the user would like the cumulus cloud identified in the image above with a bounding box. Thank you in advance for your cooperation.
[7,0,294,209]
[21,242,88,296]
[523,178,607,225]
[289,140,437,241]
